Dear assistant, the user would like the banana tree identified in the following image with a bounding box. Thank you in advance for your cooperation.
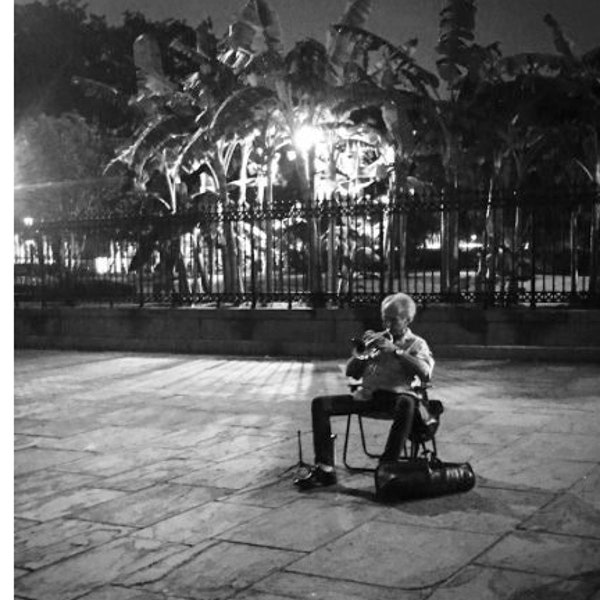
[484,13,600,301]
[435,0,479,296]
[107,8,282,299]
[327,20,440,295]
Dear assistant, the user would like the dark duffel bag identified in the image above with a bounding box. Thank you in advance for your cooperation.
[375,457,476,502]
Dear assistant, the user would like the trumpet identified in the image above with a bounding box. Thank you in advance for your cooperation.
[350,328,393,360]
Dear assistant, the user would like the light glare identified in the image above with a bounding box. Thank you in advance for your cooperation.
[294,125,321,153]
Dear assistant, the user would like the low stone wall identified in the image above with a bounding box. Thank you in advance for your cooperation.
[14,305,600,361]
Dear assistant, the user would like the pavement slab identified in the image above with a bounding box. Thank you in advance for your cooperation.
[519,490,600,539]
[505,431,600,463]
[250,571,427,599]
[134,500,270,545]
[374,486,553,535]
[14,536,193,600]
[74,482,230,528]
[54,445,187,478]
[75,585,188,600]
[475,530,600,577]
[15,486,127,522]
[13,351,600,600]
[172,446,297,489]
[123,540,305,599]
[471,453,596,492]
[288,520,499,588]
[15,469,99,505]
[219,497,383,552]
[426,565,597,600]
[220,479,308,509]
[37,425,169,452]
[15,517,132,570]
[97,456,200,492]
[15,447,92,476]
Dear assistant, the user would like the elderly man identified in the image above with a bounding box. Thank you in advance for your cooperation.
[295,292,434,489]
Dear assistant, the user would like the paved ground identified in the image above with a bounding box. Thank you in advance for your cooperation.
[14,349,600,600]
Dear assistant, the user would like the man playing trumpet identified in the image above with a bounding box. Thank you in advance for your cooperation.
[295,292,434,489]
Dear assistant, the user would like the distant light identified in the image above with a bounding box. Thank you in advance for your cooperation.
[384,146,395,163]
[470,234,477,241]
[23,217,34,227]
[95,257,110,275]
[294,125,321,154]
[286,149,297,161]
[408,187,415,196]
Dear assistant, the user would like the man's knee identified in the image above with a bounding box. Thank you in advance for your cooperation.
[311,395,328,416]
[393,394,416,416]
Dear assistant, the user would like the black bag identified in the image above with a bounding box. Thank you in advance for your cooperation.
[375,457,475,502]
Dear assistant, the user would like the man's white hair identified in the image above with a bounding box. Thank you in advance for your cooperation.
[381,293,416,322]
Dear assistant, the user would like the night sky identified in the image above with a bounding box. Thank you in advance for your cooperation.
[13,0,600,71]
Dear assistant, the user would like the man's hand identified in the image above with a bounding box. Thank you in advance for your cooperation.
[371,335,396,354]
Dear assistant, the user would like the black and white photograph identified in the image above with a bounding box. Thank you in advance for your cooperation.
[12,0,600,598]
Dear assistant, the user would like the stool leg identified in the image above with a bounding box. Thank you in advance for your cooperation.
[343,415,378,473]
[343,415,353,471]
[359,416,382,459]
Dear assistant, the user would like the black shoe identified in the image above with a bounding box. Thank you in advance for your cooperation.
[293,465,337,490]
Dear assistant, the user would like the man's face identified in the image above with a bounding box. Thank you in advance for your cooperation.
[382,309,410,337]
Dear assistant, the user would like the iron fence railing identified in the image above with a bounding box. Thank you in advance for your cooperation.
[14,188,600,309]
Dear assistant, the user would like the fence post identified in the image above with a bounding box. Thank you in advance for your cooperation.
[250,203,257,309]
[589,188,600,305]
[530,209,536,309]
[327,196,336,301]
[37,232,46,308]
[569,203,578,299]
[379,202,386,300]
[137,230,145,308]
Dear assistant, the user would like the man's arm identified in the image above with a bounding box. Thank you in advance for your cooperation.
[393,347,432,381]
[372,335,434,381]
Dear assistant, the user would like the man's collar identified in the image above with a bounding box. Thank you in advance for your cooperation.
[394,327,413,342]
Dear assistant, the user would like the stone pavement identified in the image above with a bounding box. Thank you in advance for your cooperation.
[14,350,600,600]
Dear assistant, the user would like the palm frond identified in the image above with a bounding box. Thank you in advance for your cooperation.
[543,14,576,63]
[435,0,477,87]
[330,82,389,116]
[228,0,261,54]
[330,24,439,91]
[327,0,373,68]
[285,38,335,95]
[71,76,129,112]
[169,38,212,68]
[211,86,277,138]
[133,34,175,94]
[255,0,284,54]
[498,53,567,77]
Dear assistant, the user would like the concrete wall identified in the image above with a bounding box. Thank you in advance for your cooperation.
[14,306,600,361]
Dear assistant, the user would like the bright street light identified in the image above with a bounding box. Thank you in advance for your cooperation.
[294,125,322,154]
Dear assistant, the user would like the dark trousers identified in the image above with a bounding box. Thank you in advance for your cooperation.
[311,390,416,467]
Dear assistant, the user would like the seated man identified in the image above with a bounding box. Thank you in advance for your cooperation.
[295,292,434,489]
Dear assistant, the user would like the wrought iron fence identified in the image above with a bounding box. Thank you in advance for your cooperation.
[14,187,600,308]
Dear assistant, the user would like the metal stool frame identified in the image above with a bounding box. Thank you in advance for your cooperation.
[342,386,442,473]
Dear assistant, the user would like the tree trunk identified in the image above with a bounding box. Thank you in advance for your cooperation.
[392,157,410,295]
[590,194,600,300]
[295,147,323,303]
[214,161,242,296]
[440,183,460,298]
[264,167,275,295]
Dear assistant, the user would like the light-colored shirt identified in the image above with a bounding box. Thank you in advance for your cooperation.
[352,327,434,401]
